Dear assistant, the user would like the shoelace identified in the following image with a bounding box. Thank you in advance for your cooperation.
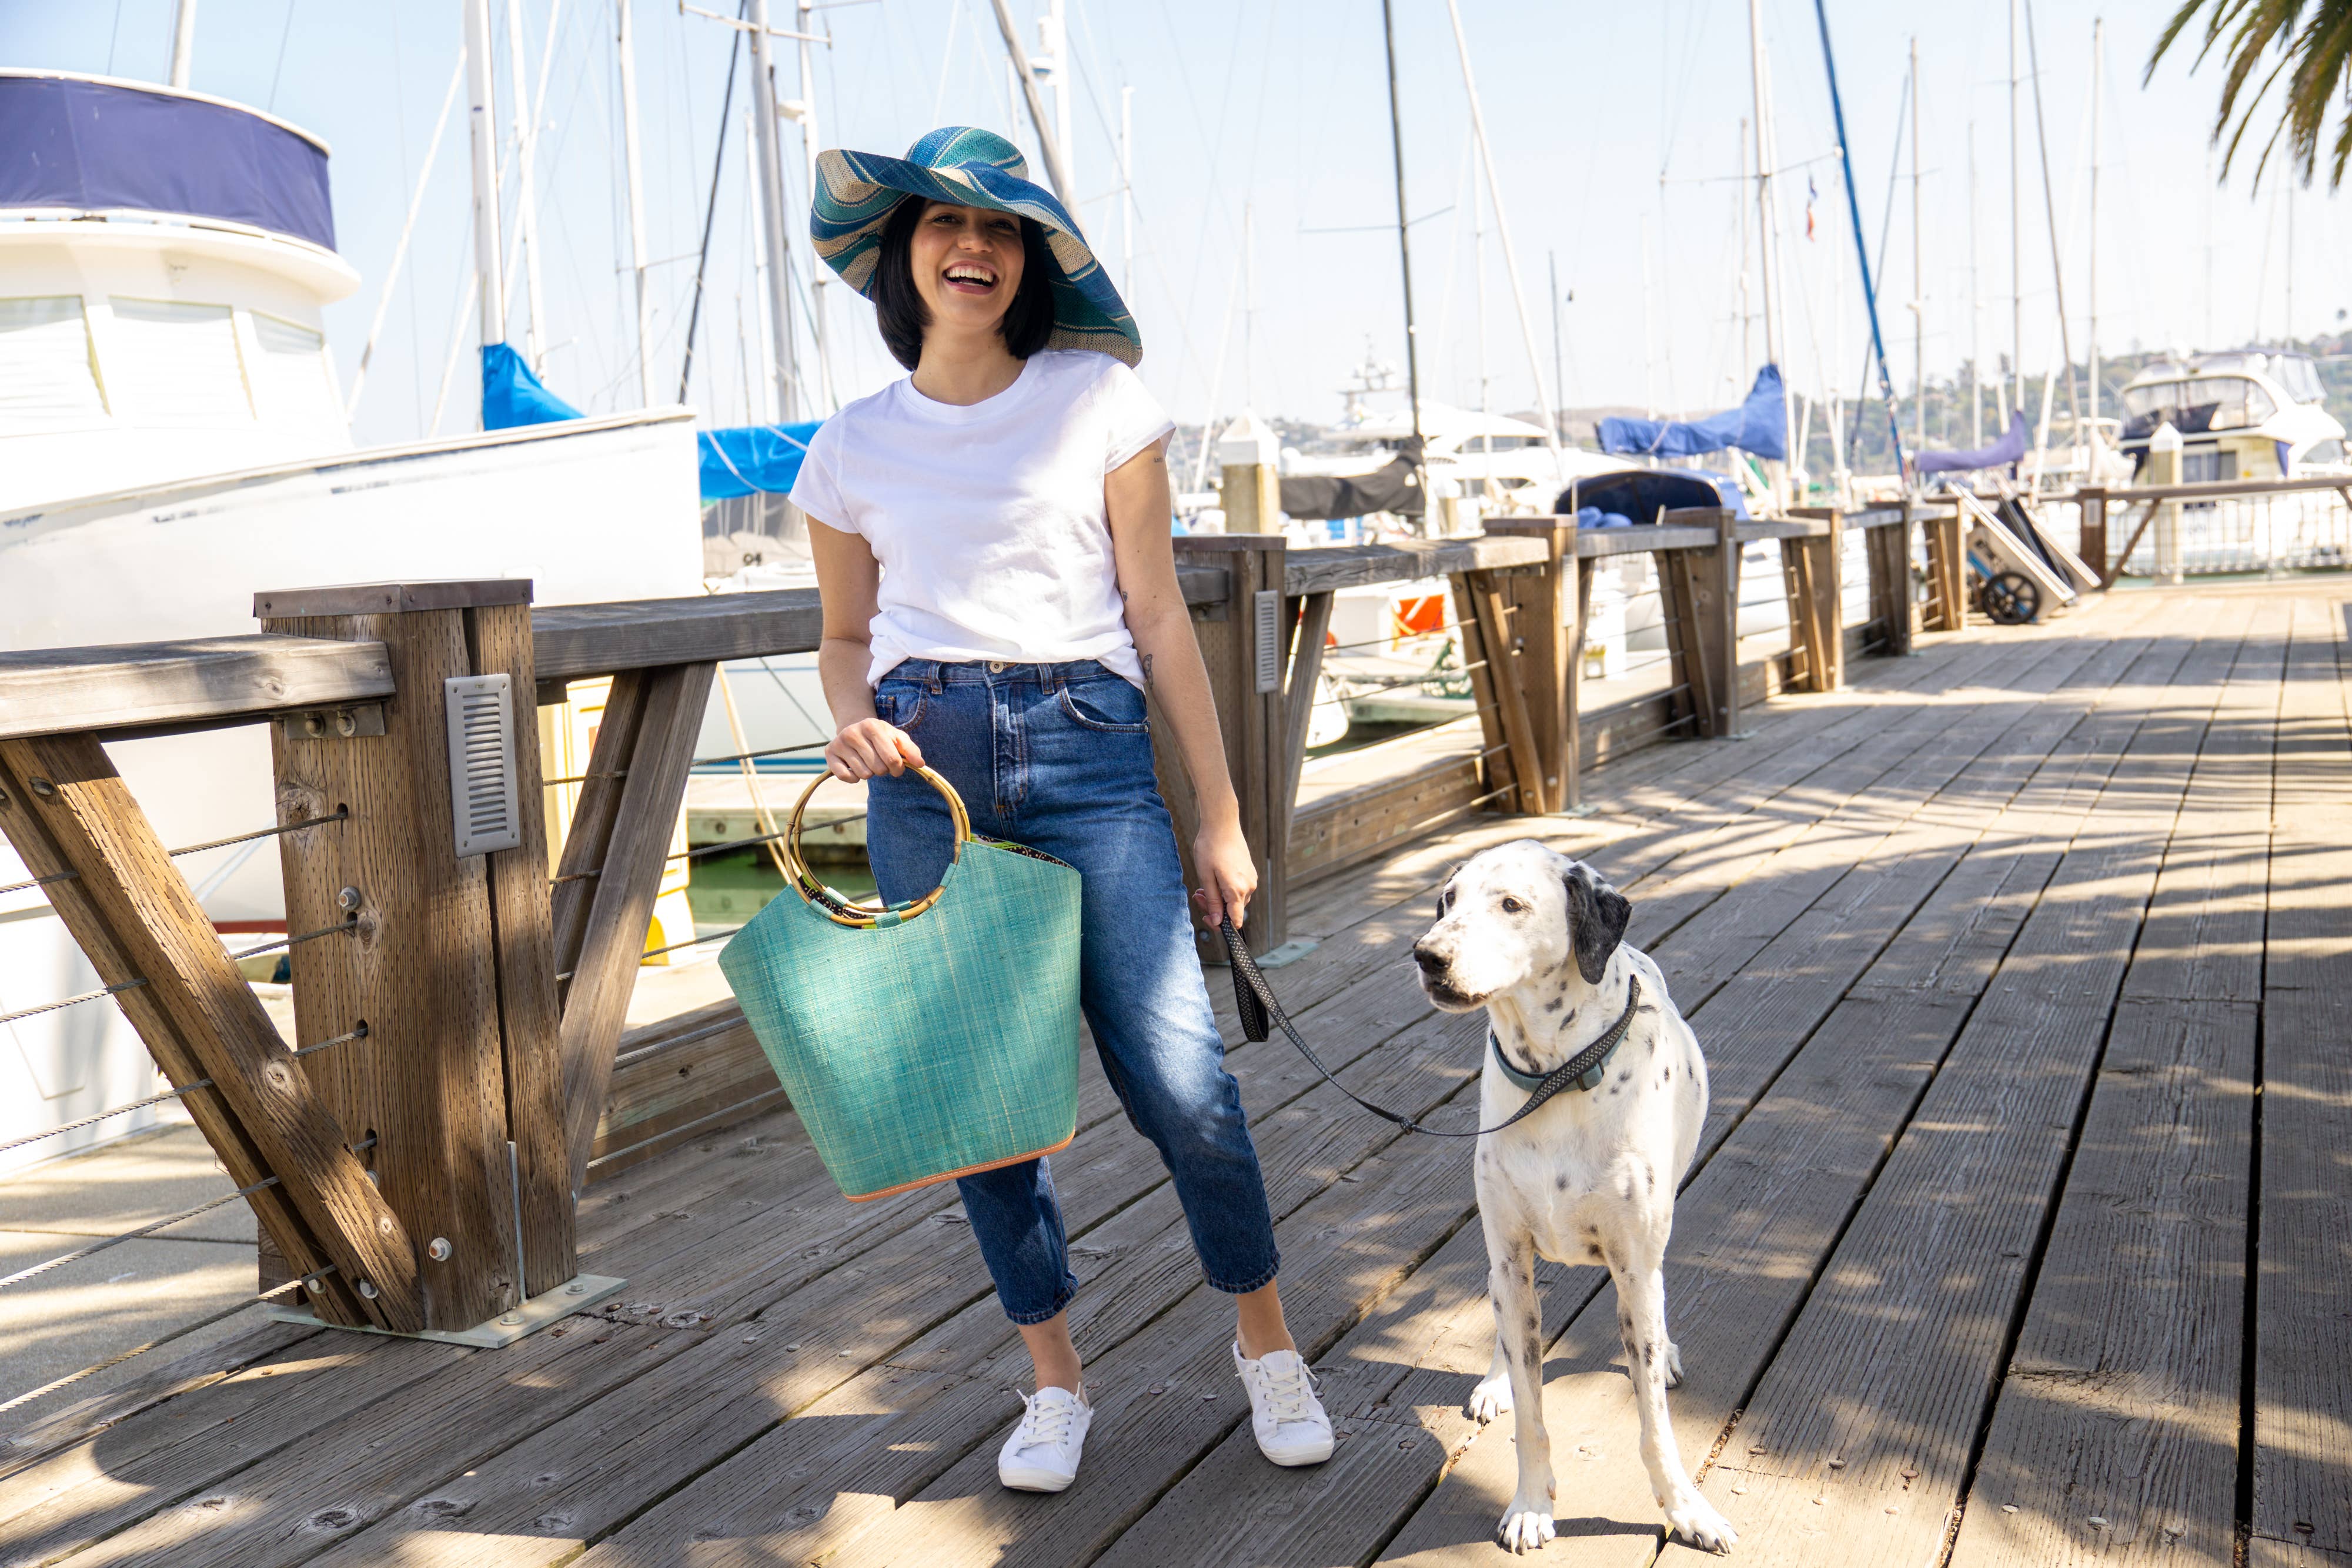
[1256,1360,1321,1425]
[1014,1390,1079,1450]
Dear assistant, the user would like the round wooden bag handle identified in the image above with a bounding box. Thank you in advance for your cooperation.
[782,764,971,929]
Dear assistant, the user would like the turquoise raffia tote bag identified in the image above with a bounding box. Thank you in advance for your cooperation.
[717,765,1083,1202]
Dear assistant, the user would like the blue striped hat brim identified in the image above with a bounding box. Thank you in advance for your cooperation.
[813,142,1142,367]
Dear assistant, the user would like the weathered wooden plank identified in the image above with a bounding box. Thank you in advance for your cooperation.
[559,661,717,1194]
[0,735,419,1332]
[584,999,783,1182]
[1281,534,1549,594]
[1466,573,1546,813]
[0,636,393,742]
[1945,997,2257,1568]
[2251,592,2352,1560]
[1574,524,1722,558]
[529,570,1227,686]
[1662,605,2260,1567]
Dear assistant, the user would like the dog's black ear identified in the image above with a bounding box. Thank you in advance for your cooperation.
[1565,871,1632,985]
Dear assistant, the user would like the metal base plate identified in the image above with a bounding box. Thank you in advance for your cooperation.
[1254,938,1321,970]
[266,1273,626,1349]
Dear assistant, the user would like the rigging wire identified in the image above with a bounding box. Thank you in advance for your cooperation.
[676,1,747,403]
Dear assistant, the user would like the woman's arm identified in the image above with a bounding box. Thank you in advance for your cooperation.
[808,517,924,781]
[1104,438,1258,931]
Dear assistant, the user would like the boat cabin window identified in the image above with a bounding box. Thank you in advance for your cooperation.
[2274,353,2326,404]
[247,310,343,432]
[105,297,254,425]
[2120,376,2274,439]
[0,296,109,433]
[2301,437,2346,466]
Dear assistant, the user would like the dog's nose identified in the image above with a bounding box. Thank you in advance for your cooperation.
[1412,942,1447,975]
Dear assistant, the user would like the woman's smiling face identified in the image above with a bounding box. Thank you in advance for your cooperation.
[908,200,1026,340]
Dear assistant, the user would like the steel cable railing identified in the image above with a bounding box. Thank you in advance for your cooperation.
[0,808,350,901]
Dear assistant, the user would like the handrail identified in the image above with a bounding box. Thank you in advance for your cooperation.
[0,635,393,743]
[2069,474,2352,505]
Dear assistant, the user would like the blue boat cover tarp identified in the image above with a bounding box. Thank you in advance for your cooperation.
[1916,412,2027,476]
[699,421,826,500]
[1553,468,1753,523]
[480,343,583,430]
[1599,365,1787,462]
[0,75,335,250]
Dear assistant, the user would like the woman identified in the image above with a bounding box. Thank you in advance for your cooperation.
[789,128,1331,1493]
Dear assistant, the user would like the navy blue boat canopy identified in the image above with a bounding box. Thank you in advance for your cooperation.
[0,73,335,252]
[1599,366,1787,463]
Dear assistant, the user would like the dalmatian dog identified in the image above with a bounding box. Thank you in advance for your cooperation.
[1412,841,1735,1556]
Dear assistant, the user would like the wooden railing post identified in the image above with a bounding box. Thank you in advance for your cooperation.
[1163,536,1287,956]
[1782,508,1845,693]
[258,580,579,1333]
[1920,499,1969,631]
[1863,511,1919,657]
[2077,486,2109,583]
[1481,519,1577,811]
[1655,507,1740,738]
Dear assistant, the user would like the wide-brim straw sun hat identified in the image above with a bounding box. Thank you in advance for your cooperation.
[811,126,1142,367]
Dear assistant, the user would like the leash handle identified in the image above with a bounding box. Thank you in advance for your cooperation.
[1218,917,1622,1139]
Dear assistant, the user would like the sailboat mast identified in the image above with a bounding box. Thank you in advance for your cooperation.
[1748,0,1791,504]
[985,0,1074,203]
[1378,0,1428,483]
[463,0,506,354]
[1910,35,1923,460]
[749,0,800,420]
[617,0,656,407]
[1738,119,1752,377]
[1970,119,1982,447]
[795,0,831,409]
[2088,17,2102,459]
[1120,85,1134,294]
[169,0,197,88]
[1439,0,1563,454]
[745,106,777,423]
[2023,0,2081,484]
[2008,0,2022,425]
[1810,0,1907,481]
[506,0,548,372]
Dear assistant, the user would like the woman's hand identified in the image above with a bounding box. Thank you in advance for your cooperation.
[1187,813,1258,933]
[825,718,923,782]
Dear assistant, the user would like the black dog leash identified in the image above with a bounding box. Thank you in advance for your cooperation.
[1218,917,1641,1138]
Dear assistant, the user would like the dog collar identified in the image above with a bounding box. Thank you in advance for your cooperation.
[1489,975,1643,1099]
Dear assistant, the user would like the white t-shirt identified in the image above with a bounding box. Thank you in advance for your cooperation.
[790,349,1176,688]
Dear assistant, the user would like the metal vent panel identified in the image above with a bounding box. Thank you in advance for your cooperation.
[1253,590,1282,694]
[444,674,522,857]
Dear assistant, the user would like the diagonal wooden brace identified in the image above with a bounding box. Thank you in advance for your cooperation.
[554,661,717,1196]
[0,737,423,1332]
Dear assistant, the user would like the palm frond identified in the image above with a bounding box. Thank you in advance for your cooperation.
[2151,0,2352,189]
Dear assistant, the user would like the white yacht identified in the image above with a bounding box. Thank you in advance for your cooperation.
[0,71,702,1170]
[2117,349,2347,482]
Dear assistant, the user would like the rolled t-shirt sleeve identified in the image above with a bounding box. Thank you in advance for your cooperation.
[1095,360,1177,473]
[787,421,857,533]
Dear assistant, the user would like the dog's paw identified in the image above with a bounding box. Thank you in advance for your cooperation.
[1665,1493,1737,1554]
[1466,1373,1514,1423]
[1664,1340,1685,1389]
[1496,1506,1556,1553]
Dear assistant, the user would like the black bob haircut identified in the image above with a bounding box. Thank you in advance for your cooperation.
[870,196,1058,372]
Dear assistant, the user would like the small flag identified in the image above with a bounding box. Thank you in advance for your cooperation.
[1805,175,1818,240]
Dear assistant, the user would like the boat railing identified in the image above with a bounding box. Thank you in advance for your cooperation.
[0,507,1943,1399]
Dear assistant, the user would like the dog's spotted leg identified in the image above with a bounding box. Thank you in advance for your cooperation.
[1468,1321,1514,1423]
[1481,1216,1554,1553]
[1615,1259,1735,1554]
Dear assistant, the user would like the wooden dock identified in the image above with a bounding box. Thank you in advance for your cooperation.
[2,575,2342,1567]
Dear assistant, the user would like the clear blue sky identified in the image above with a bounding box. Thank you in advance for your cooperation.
[8,0,2343,445]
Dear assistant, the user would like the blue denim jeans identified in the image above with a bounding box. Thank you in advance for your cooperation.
[866,658,1281,1324]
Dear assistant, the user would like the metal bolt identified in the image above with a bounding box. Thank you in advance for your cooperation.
[564,1281,587,1296]
[357,1281,378,1299]
[499,1312,522,1326]
[303,713,326,738]
[427,1238,453,1262]
[28,778,54,799]
[336,887,363,912]
[335,708,359,738]
[305,1277,324,1295]
[0,785,11,807]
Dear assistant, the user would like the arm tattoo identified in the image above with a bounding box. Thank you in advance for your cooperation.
[1141,653,1155,690]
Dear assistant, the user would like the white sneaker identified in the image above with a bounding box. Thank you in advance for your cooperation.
[998,1385,1093,1493]
[1233,1343,1334,1466]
